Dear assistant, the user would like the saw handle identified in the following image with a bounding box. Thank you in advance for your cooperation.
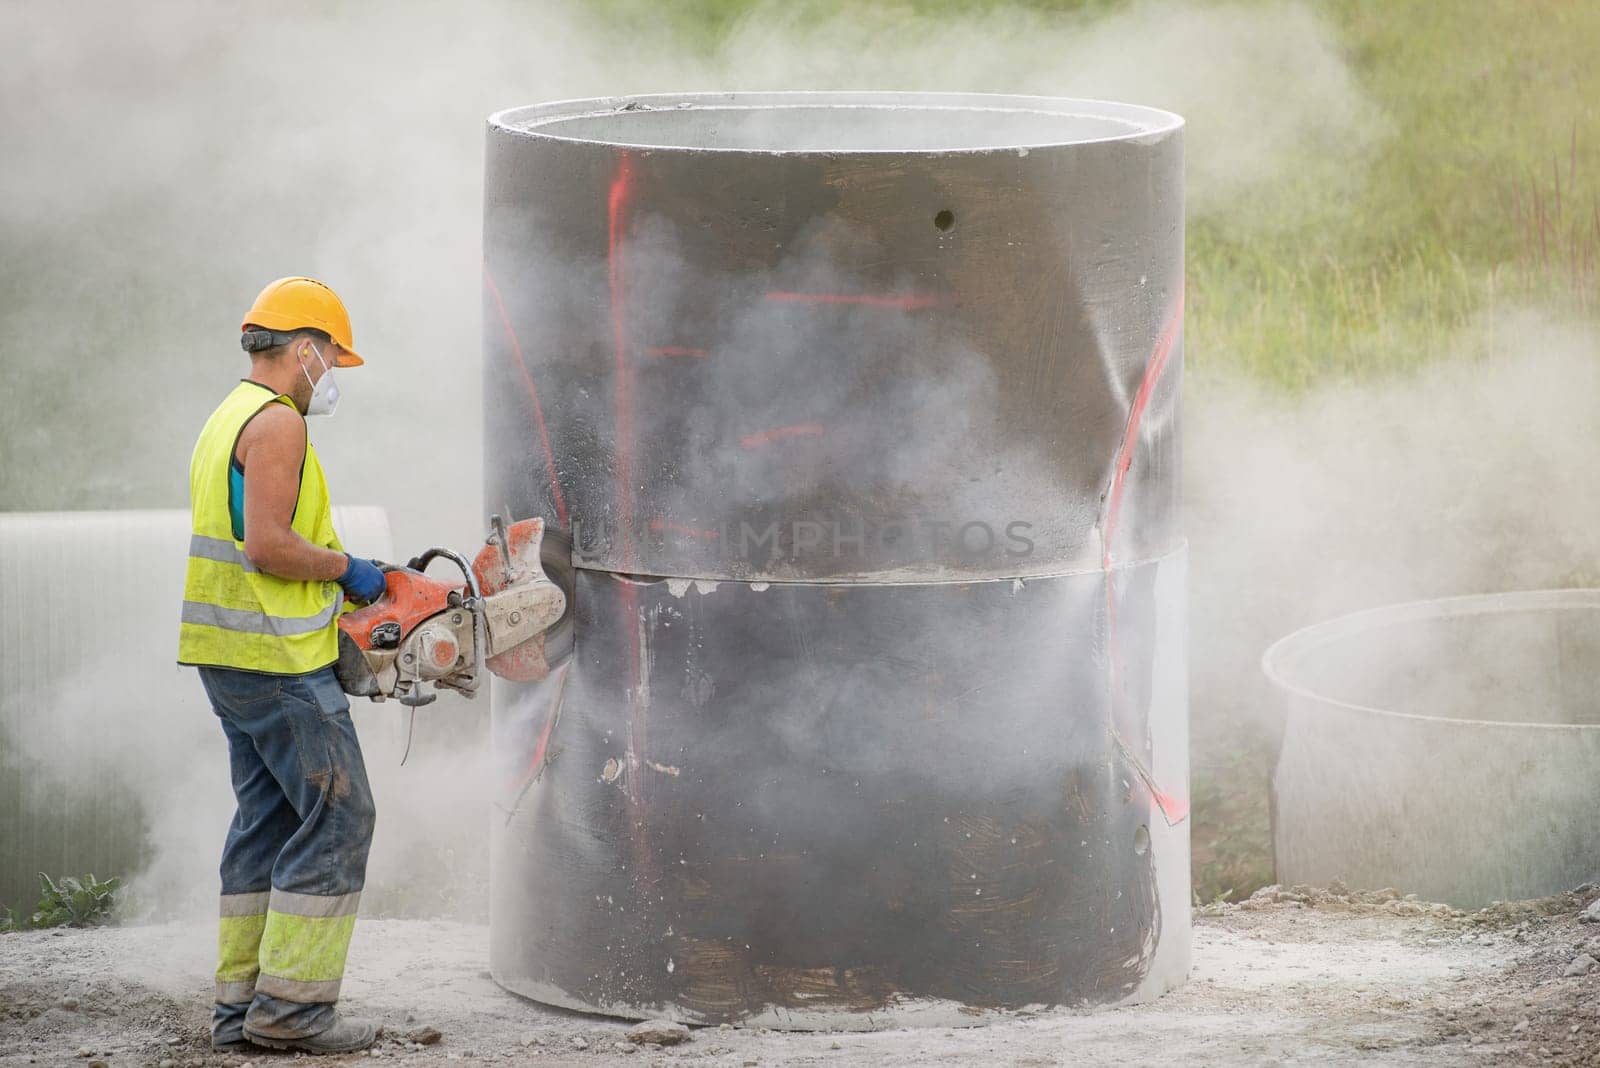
[402,547,484,609]
[403,548,449,573]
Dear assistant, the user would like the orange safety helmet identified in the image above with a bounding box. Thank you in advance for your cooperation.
[240,277,364,367]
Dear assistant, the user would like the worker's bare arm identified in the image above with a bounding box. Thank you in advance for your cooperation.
[239,404,349,581]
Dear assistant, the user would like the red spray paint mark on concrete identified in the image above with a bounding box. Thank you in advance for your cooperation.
[643,346,708,358]
[500,661,570,822]
[1101,294,1185,567]
[740,423,826,449]
[606,152,659,883]
[482,261,568,528]
[1151,788,1190,824]
[1113,717,1192,824]
[648,517,721,541]
[608,154,638,567]
[765,290,944,311]
[1102,295,1188,827]
[522,663,567,783]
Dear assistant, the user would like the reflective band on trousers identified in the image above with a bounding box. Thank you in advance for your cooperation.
[181,594,343,637]
[220,890,271,916]
[216,979,259,1005]
[270,888,361,918]
[255,890,362,1004]
[216,892,271,1004]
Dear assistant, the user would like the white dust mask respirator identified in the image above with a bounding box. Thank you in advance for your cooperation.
[301,342,341,418]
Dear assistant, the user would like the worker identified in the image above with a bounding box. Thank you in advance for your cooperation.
[177,277,388,1054]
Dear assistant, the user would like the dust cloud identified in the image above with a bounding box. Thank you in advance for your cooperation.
[1187,310,1600,742]
[0,0,1376,549]
[6,0,1552,933]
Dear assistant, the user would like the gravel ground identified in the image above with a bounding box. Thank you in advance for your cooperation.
[4,885,1600,1067]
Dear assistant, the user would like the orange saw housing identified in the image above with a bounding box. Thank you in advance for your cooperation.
[338,569,462,656]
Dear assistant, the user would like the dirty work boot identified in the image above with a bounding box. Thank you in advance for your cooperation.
[245,1014,380,1054]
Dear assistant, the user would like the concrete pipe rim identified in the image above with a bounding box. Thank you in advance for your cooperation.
[487,91,1184,156]
[1260,587,1600,732]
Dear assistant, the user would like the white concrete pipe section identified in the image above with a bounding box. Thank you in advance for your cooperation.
[1265,589,1600,906]
[0,508,392,916]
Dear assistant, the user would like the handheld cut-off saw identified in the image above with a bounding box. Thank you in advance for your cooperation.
[333,515,572,706]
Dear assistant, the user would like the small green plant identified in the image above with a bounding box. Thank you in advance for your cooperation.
[23,874,122,930]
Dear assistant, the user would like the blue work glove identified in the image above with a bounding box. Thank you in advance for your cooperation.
[338,554,388,604]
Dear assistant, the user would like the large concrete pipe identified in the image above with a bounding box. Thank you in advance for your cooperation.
[1267,590,1600,907]
[483,92,1187,1028]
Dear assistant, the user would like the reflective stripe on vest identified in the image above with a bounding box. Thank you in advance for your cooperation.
[178,381,345,675]
[180,594,344,637]
[188,533,259,572]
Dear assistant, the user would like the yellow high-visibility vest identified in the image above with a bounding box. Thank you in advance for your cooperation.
[177,380,344,675]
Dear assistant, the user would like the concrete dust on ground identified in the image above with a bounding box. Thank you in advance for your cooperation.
[5,885,1600,1067]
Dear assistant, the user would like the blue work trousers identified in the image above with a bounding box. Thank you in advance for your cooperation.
[197,665,376,1044]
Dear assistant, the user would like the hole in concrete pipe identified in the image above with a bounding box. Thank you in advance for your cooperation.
[1134,825,1150,855]
[934,209,955,231]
